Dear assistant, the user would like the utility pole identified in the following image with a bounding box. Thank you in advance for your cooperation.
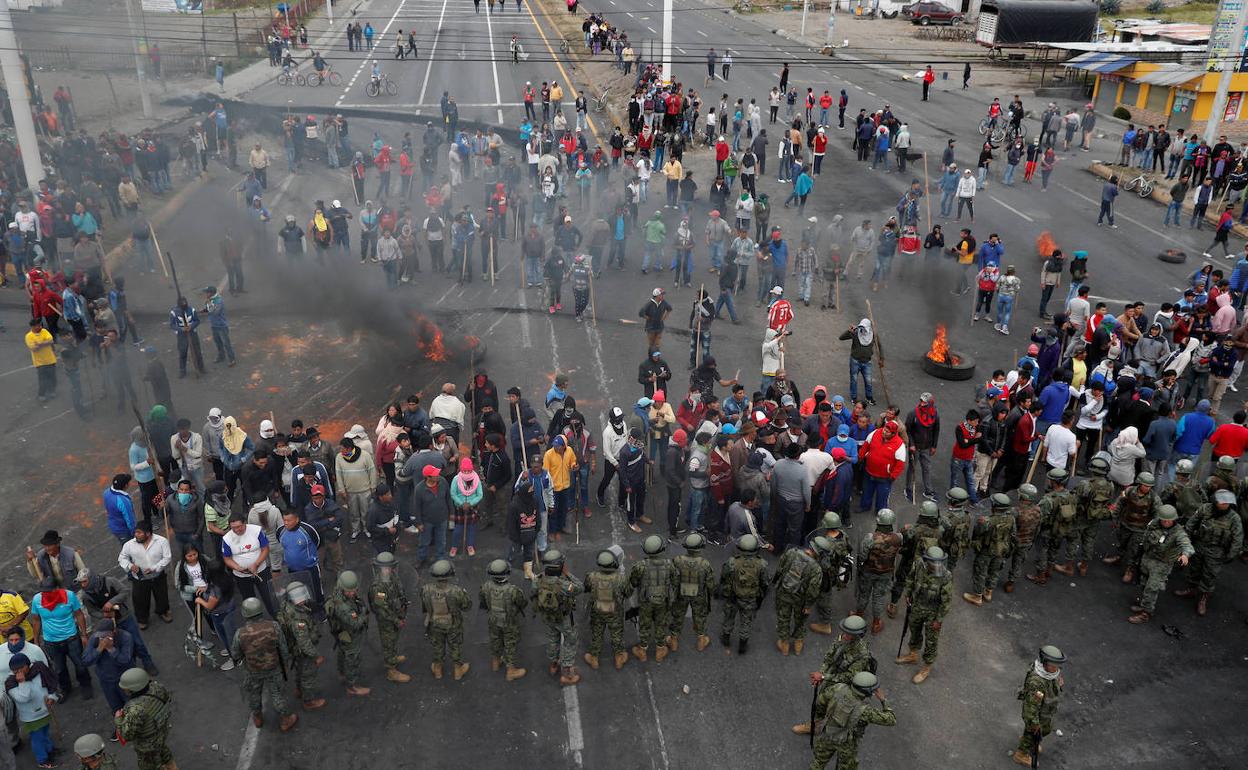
[125,0,153,118]
[328,0,334,24]
[661,0,673,84]
[801,0,809,36]
[1203,0,1248,144]
[0,0,47,193]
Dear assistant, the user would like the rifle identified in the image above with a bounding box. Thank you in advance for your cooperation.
[808,679,820,749]
[896,600,912,658]
[1031,727,1042,768]
[904,449,915,503]
[277,641,288,682]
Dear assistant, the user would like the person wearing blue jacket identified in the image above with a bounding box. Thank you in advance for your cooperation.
[1036,373,1072,438]
[977,233,1005,270]
[871,126,891,170]
[830,395,853,426]
[105,473,138,544]
[824,422,860,464]
[1170,399,1216,479]
[1230,247,1248,309]
[82,618,135,712]
[938,165,960,217]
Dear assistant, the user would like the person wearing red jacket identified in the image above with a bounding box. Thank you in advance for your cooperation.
[949,410,981,503]
[767,288,794,333]
[675,389,706,434]
[818,90,833,125]
[707,435,735,541]
[398,149,415,198]
[714,137,730,175]
[812,128,828,175]
[858,420,907,514]
[922,65,936,101]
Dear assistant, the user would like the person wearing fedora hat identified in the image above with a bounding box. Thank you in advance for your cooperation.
[26,530,86,589]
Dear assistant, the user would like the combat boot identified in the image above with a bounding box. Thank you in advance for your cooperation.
[1012,749,1033,766]
[506,664,527,681]
[303,698,326,711]
[962,592,983,606]
[983,589,993,602]
[346,685,371,696]
[791,721,812,735]
[1197,592,1210,616]
[614,651,629,670]
[279,713,299,732]
[632,644,648,662]
[431,662,444,680]
[1003,581,1015,593]
[1025,570,1049,586]
[809,621,833,635]
[895,650,919,665]
[885,602,898,618]
[1120,566,1135,584]
[548,662,560,676]
[871,618,883,634]
[1076,560,1088,576]
[491,656,501,672]
[560,666,581,685]
[696,634,710,651]
[453,662,471,680]
[1172,586,1197,598]
[667,635,678,652]
[912,664,932,684]
[386,667,412,683]
[737,638,749,655]
[1127,610,1151,624]
[583,652,600,670]
[776,639,791,656]
[1101,554,1121,565]
[721,633,732,654]
[251,712,264,728]
[793,639,804,655]
[1052,561,1074,576]
[655,644,669,662]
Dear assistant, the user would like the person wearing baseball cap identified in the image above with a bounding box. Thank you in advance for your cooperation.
[641,284,673,350]
[663,428,690,538]
[413,463,453,566]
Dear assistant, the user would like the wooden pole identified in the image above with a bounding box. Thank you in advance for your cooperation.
[694,283,705,370]
[588,258,598,326]
[150,225,171,278]
[1025,439,1046,485]
[863,299,894,408]
[489,237,496,285]
[195,604,204,667]
[922,151,932,234]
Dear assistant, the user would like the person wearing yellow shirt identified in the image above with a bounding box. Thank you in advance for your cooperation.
[952,227,977,296]
[25,318,57,402]
[0,589,35,642]
[664,158,683,208]
[543,436,578,541]
[549,81,565,116]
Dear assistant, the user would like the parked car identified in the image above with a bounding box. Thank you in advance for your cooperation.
[903,1,964,25]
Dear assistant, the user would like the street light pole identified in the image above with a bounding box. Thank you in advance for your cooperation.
[661,0,673,84]
[0,0,47,193]
[801,0,809,36]
[1203,0,1248,144]
[124,0,154,118]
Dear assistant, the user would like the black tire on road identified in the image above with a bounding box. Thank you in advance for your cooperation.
[1157,250,1187,264]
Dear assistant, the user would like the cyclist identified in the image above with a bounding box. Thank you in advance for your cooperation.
[371,59,382,87]
[281,48,296,75]
[1007,95,1024,135]
[312,51,328,83]
[985,97,1003,132]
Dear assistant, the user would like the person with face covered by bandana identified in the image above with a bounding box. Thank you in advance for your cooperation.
[202,408,226,482]
[618,428,651,533]
[839,319,876,406]
[547,396,585,442]
[597,407,629,509]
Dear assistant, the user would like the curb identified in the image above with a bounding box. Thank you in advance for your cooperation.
[1087,161,1248,239]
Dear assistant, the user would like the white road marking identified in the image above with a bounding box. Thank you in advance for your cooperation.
[517,289,532,348]
[234,721,259,770]
[338,102,525,109]
[1057,183,1187,249]
[854,85,863,91]
[647,25,657,33]
[675,46,686,54]
[336,0,409,107]
[435,283,458,305]
[483,0,506,125]
[988,195,1035,222]
[1088,295,1143,307]
[563,685,585,768]
[697,29,708,37]
[14,408,73,436]
[547,316,560,369]
[626,11,635,17]
[417,0,452,108]
[0,364,34,379]
[583,321,627,545]
[484,311,509,336]
[644,673,671,770]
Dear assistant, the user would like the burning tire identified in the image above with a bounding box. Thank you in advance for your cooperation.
[922,352,976,380]
[1157,249,1187,264]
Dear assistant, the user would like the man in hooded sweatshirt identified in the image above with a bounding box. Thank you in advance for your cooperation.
[1170,400,1216,479]
[839,320,876,405]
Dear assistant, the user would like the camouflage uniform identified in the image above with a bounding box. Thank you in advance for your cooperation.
[1136,519,1193,613]
[534,571,585,667]
[584,567,632,657]
[969,507,1015,596]
[231,617,294,719]
[889,517,943,609]
[718,552,769,644]
[669,551,716,641]
[1184,503,1245,595]
[421,578,471,665]
[1069,474,1115,565]
[854,529,902,621]
[114,680,175,770]
[1016,663,1062,755]
[325,587,370,687]
[77,754,118,769]
[479,579,529,668]
[369,570,410,667]
[1005,496,1043,585]
[627,554,675,652]
[940,504,972,572]
[1159,477,1205,524]
[774,547,823,643]
[809,683,896,770]
[903,561,952,665]
[814,532,853,624]
[1113,485,1160,571]
[819,637,876,685]
[276,598,322,703]
[1037,486,1078,573]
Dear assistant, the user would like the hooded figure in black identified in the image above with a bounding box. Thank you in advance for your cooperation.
[467,370,499,416]
[547,396,585,440]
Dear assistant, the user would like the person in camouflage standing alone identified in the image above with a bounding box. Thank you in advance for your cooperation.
[1127,505,1193,624]
[534,549,585,685]
[1012,645,1065,766]
[421,559,471,680]
[962,494,1016,606]
[854,509,903,635]
[808,513,853,636]
[668,532,717,653]
[895,546,952,684]
[1003,484,1042,593]
[73,733,116,769]
[479,558,529,681]
[719,534,770,655]
[115,668,177,770]
[1026,469,1078,586]
[276,580,325,710]
[792,615,876,736]
[628,535,676,662]
[583,549,632,671]
[231,597,298,732]
[368,551,411,683]
[773,537,827,656]
[325,570,371,696]
[1103,471,1159,583]
[939,487,972,572]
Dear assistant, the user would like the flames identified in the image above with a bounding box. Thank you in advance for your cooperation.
[1036,231,1059,259]
[413,314,448,362]
[926,324,960,365]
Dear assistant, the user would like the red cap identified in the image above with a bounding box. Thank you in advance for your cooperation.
[310,484,326,496]
[884,420,900,433]
[671,429,688,447]
[653,389,666,403]
[831,448,847,462]
[422,464,441,478]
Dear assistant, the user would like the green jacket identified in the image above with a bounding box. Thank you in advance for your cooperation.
[813,683,896,745]
[819,637,875,685]
[276,599,321,659]
[644,217,667,244]
[1039,489,1078,538]
[719,554,770,604]
[1139,520,1194,564]
[368,575,410,626]
[1187,505,1244,561]
[1019,668,1062,726]
[479,580,528,626]
[114,680,173,750]
[774,548,822,605]
[905,566,953,619]
[326,589,370,642]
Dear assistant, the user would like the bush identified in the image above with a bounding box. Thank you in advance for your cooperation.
[1145,0,1165,13]
[1112,106,1132,120]
[1100,0,1123,13]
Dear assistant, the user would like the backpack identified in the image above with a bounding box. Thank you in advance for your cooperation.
[1056,494,1076,522]
[989,515,1014,558]
[643,559,673,606]
[428,586,453,629]
[817,684,867,744]
[593,575,617,614]
[536,575,561,612]
[1087,479,1115,521]
[733,556,762,598]
[676,557,703,599]
[485,583,510,625]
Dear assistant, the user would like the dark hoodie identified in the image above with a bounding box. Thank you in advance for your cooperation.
[547,396,585,440]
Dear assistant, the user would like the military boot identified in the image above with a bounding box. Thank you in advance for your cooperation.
[895,650,919,665]
[631,644,648,662]
[776,639,791,656]
[793,639,804,655]
[1025,570,1049,585]
[453,662,471,680]
[962,592,983,606]
[1197,593,1210,616]
[491,656,501,672]
[1127,610,1150,624]
[983,589,993,602]
[871,618,883,634]
[431,662,444,680]
[1172,586,1197,598]
[737,637,749,655]
[720,633,732,653]
[346,685,371,696]
[1076,560,1088,576]
[1052,561,1074,576]
[614,651,629,670]
[696,634,711,651]
[1101,554,1121,565]
[1003,581,1015,593]
[303,698,326,710]
[1121,566,1135,584]
[791,721,812,735]
[506,664,527,681]
[885,602,898,618]
[912,664,932,684]
[560,666,582,685]
[667,635,678,652]
[252,712,264,728]
[1012,749,1033,766]
[583,652,600,670]
[386,667,412,683]
[548,662,560,676]
[809,622,833,635]
[655,644,670,662]
[279,713,299,732]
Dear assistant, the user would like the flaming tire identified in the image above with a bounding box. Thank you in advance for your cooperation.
[921,352,976,380]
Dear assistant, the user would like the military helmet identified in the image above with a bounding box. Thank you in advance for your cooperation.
[543,549,566,572]
[1047,468,1068,482]
[919,501,939,520]
[1217,455,1236,470]
[643,535,666,555]
[1018,483,1039,501]
[850,671,879,695]
[838,614,868,637]
[374,550,398,567]
[119,667,150,692]
[1038,645,1066,664]
[1088,454,1110,475]
[922,545,947,562]
[737,534,760,553]
[487,559,511,577]
[1175,459,1195,476]
[1136,471,1156,487]
[1157,504,1179,522]
[875,508,896,528]
[683,532,706,551]
[73,733,106,758]
[337,570,360,590]
[946,487,969,504]
[990,493,1012,510]
[430,559,454,578]
[241,597,265,619]
[285,580,311,605]
[597,550,619,570]
[811,536,832,555]
[820,511,843,530]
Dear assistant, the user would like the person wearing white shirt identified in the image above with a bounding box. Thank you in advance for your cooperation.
[1042,411,1079,475]
[171,417,205,493]
[800,437,835,490]
[429,382,467,442]
[1074,380,1107,470]
[221,513,277,616]
[117,522,172,627]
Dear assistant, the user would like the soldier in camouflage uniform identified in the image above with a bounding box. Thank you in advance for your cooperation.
[628,535,676,662]
[1026,469,1078,586]
[1211,454,1238,490]
[368,551,412,683]
[1004,484,1042,593]
[668,533,717,652]
[73,733,116,769]
[231,597,298,732]
[854,510,903,635]
[533,549,585,685]
[479,559,529,681]
[1012,645,1065,766]
[895,546,952,684]
[1062,454,1115,577]
[808,671,896,770]
[773,538,827,656]
[276,580,325,710]
[1158,458,1204,524]
[887,502,945,618]
[939,487,972,572]
[1103,471,1159,583]
[809,513,854,636]
[115,668,177,770]
[421,559,471,680]
[1173,489,1244,616]
[325,570,371,696]
[792,615,876,735]
[583,550,632,671]
[719,534,770,655]
[1127,505,1193,624]
[963,494,1016,606]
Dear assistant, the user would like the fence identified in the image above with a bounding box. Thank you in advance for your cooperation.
[26,48,213,77]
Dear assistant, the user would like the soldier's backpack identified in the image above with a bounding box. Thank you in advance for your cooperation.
[863,533,903,574]
[733,556,762,598]
[129,687,173,741]
[1087,479,1115,521]
[643,559,673,606]
[428,586,453,629]
[676,557,703,599]
[485,584,510,625]
[989,515,1014,558]
[1056,493,1076,522]
[946,513,972,552]
[817,684,867,744]
[593,575,617,615]
[780,551,811,594]
[536,575,562,613]
[237,621,279,672]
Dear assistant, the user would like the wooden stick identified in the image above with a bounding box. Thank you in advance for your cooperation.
[864,299,894,408]
[923,151,932,234]
[694,283,705,370]
[1026,439,1046,486]
[150,225,171,278]
[195,604,204,668]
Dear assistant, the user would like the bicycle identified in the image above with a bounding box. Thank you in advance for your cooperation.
[365,73,398,97]
[559,38,570,54]
[277,70,307,87]
[305,69,343,87]
[592,89,608,113]
[1121,170,1155,198]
